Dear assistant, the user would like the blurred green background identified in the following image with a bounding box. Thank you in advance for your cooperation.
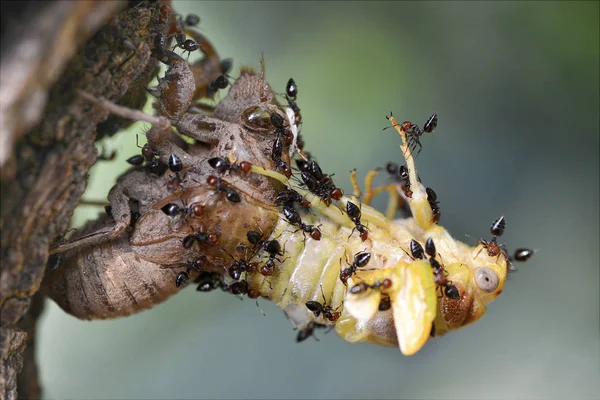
[38,1,599,399]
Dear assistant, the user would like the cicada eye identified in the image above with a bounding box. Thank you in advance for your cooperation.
[474,267,499,293]
[241,106,273,132]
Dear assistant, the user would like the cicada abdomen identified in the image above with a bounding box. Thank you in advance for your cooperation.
[231,112,526,355]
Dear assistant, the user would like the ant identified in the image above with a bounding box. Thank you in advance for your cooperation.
[207,175,242,203]
[127,138,169,176]
[424,238,460,300]
[476,216,506,258]
[346,201,368,241]
[161,201,204,219]
[175,257,206,288]
[510,248,535,262]
[270,132,292,178]
[246,230,284,276]
[305,286,341,322]
[349,278,392,295]
[195,271,227,292]
[385,162,419,198]
[275,188,310,209]
[182,13,200,27]
[400,113,438,158]
[426,187,441,224]
[285,78,302,125]
[299,172,343,207]
[207,156,252,174]
[221,244,258,281]
[282,206,322,241]
[378,295,392,311]
[409,239,425,259]
[270,112,294,145]
[296,321,328,343]
[340,251,371,285]
[167,153,184,191]
[207,75,230,97]
[182,229,220,250]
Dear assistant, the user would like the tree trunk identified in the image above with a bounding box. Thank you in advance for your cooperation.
[0,1,162,398]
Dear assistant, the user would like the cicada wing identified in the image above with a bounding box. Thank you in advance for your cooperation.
[391,260,437,355]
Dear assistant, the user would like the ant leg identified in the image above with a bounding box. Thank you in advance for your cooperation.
[49,183,132,254]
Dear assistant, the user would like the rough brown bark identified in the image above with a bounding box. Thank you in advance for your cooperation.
[0,1,162,398]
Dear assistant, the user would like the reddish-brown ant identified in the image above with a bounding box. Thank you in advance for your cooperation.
[399,112,438,158]
[477,216,506,258]
[270,133,292,178]
[340,251,371,285]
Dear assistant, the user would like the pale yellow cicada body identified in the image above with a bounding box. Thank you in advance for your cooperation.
[246,114,508,355]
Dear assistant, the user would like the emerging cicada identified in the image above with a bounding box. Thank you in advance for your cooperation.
[44,3,534,355]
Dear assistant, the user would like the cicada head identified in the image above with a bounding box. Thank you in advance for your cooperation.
[433,244,508,336]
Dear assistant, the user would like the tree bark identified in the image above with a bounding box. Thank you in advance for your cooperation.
[0,1,162,398]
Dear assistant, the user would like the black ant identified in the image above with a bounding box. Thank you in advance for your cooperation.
[299,170,343,207]
[426,187,441,224]
[206,175,242,203]
[270,133,292,178]
[175,257,207,288]
[183,13,200,27]
[270,112,294,145]
[346,201,368,241]
[305,286,341,322]
[296,321,328,343]
[195,271,226,292]
[510,248,535,262]
[423,238,460,300]
[349,278,392,295]
[207,157,252,174]
[409,239,425,259]
[161,201,204,219]
[246,230,283,276]
[340,251,371,285]
[476,216,506,259]
[285,78,302,125]
[207,75,230,97]
[221,244,258,281]
[182,229,220,250]
[386,162,412,198]
[282,206,321,241]
[127,138,169,176]
[275,189,310,208]
[378,295,392,311]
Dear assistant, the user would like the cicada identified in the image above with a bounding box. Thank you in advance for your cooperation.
[44,3,533,355]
